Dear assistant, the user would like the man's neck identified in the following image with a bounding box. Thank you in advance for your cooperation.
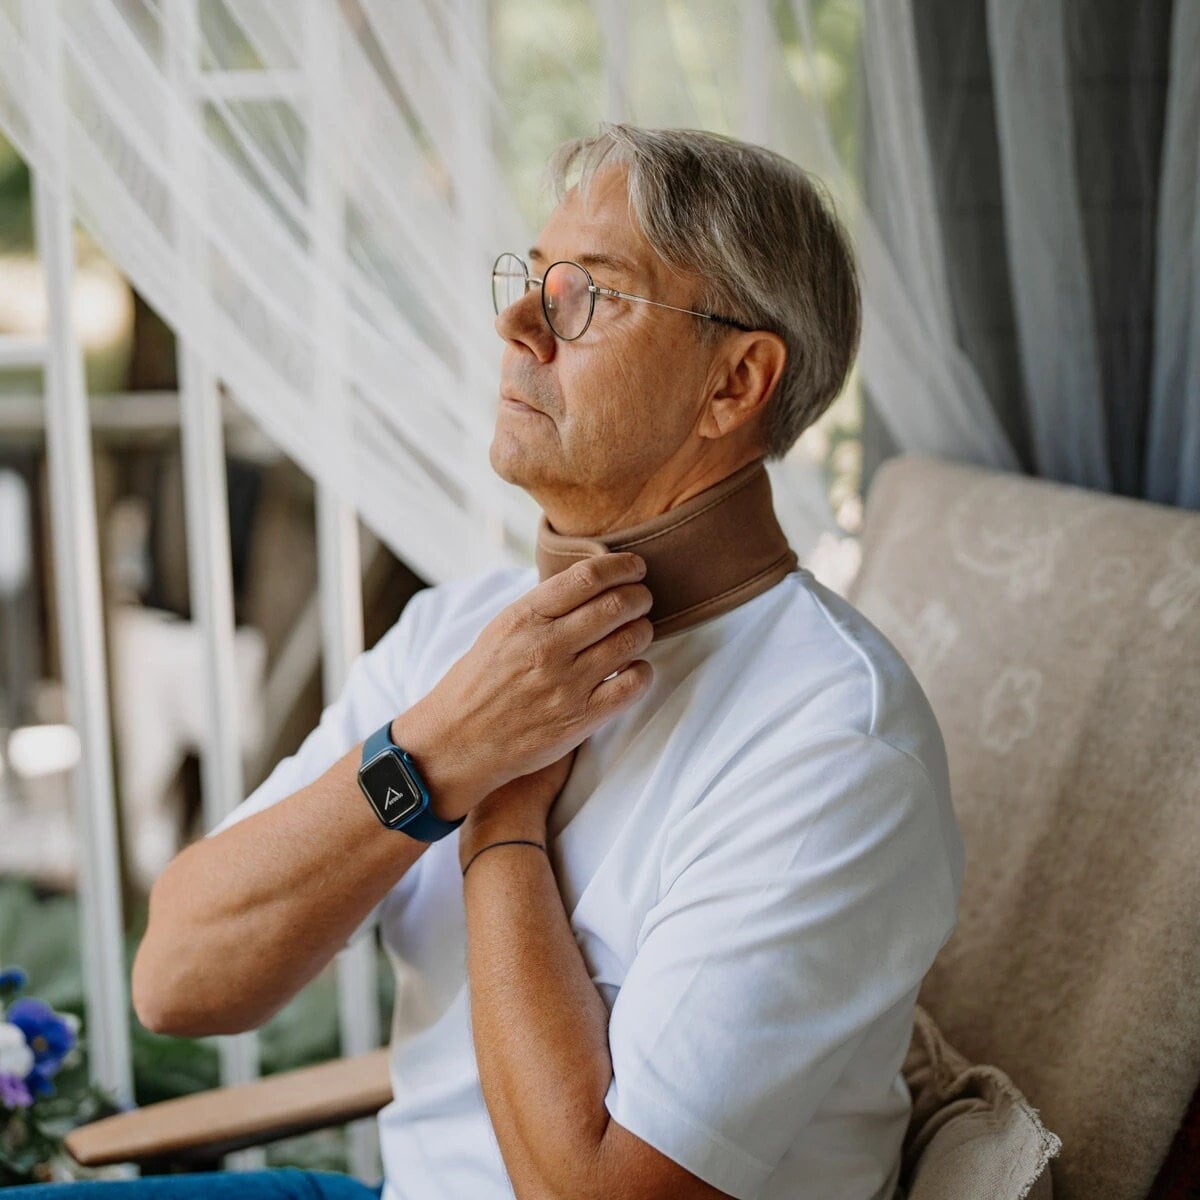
[535,457,799,638]
[535,454,763,538]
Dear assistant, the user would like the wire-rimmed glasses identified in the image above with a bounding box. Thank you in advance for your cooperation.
[491,251,754,341]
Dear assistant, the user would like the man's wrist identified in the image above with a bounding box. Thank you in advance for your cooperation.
[461,838,548,879]
[388,701,492,823]
[459,816,549,873]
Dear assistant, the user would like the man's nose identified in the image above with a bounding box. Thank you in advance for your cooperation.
[495,289,555,363]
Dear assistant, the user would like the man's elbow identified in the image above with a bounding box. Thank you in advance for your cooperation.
[131,945,204,1037]
[131,981,189,1038]
[131,949,186,1036]
[132,962,259,1038]
[131,927,261,1038]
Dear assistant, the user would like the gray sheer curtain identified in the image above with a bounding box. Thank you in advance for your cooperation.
[862,0,1199,510]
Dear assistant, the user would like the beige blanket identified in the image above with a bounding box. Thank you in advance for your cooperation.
[847,453,1200,1200]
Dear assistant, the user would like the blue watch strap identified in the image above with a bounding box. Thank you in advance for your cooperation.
[361,721,465,842]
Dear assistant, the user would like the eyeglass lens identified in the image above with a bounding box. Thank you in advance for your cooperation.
[491,254,593,340]
[541,262,592,339]
[492,253,527,315]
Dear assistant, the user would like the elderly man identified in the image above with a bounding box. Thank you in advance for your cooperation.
[122,124,960,1200]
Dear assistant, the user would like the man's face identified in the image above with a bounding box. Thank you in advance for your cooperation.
[490,163,719,521]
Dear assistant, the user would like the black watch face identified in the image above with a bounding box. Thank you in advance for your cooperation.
[359,751,424,827]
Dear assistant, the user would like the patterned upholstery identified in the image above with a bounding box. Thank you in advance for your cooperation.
[847,454,1200,1200]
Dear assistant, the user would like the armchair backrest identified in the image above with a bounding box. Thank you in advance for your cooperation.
[846,453,1200,1200]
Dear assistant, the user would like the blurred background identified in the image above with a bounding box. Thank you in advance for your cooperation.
[0,0,1195,1181]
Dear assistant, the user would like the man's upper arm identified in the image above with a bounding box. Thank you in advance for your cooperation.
[601,729,960,1200]
[205,587,432,944]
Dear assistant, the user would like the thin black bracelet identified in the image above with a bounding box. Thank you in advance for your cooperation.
[461,838,548,879]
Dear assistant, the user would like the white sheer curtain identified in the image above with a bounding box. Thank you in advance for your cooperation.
[3,0,1191,599]
[0,0,1016,590]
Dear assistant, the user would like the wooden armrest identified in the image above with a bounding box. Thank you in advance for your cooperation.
[65,1049,392,1168]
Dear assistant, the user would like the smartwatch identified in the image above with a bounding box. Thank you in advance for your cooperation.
[357,720,465,842]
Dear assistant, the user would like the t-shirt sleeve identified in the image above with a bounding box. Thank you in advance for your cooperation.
[205,585,433,950]
[602,728,961,1199]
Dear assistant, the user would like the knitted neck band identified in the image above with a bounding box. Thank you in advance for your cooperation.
[534,457,798,638]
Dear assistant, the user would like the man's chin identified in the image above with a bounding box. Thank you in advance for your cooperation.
[488,430,555,491]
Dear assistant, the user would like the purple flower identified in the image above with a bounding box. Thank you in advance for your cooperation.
[0,1071,32,1109]
[24,1064,54,1098]
[0,967,27,994]
[5,999,76,1092]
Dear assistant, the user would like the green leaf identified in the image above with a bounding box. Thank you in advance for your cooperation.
[0,880,84,1011]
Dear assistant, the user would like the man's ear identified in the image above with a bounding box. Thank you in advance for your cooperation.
[697,330,788,444]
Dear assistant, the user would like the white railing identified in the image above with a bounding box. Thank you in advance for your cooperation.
[17,0,133,1126]
[2,0,407,1180]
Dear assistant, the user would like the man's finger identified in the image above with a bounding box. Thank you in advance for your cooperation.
[528,552,647,620]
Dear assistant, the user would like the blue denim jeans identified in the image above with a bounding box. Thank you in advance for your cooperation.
[0,1169,384,1200]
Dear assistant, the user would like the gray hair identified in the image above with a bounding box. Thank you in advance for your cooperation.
[545,123,861,461]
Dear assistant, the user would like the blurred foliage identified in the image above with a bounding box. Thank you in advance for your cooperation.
[0,133,32,253]
[492,0,605,232]
[0,1071,120,1187]
[776,0,863,175]
[0,877,394,1173]
[491,0,862,222]
[0,130,136,394]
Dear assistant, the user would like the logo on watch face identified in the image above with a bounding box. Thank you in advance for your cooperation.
[359,750,423,828]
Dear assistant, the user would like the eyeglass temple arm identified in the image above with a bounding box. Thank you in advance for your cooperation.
[515,273,749,331]
[598,287,750,330]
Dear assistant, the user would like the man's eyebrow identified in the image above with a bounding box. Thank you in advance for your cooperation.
[527,247,640,277]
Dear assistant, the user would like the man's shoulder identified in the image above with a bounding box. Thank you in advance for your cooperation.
[410,562,537,627]
[726,570,943,749]
[730,571,960,883]
[671,576,964,911]
[378,562,537,675]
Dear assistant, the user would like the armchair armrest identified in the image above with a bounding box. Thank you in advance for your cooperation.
[65,1049,392,1168]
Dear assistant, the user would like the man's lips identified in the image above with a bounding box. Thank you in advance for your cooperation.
[501,393,545,415]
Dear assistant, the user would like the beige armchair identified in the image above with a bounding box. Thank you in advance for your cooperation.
[67,454,1200,1200]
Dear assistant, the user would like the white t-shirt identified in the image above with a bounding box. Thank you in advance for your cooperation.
[211,563,964,1200]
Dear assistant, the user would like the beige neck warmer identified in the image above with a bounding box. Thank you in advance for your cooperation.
[534,457,799,638]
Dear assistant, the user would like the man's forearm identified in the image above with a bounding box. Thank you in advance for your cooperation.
[464,825,615,1198]
[133,701,482,1037]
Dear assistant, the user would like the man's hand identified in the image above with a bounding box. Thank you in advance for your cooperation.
[458,747,578,872]
[412,553,654,820]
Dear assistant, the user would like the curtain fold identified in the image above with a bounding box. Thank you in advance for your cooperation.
[863,0,1196,510]
[987,0,1109,489]
[1147,0,1200,506]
